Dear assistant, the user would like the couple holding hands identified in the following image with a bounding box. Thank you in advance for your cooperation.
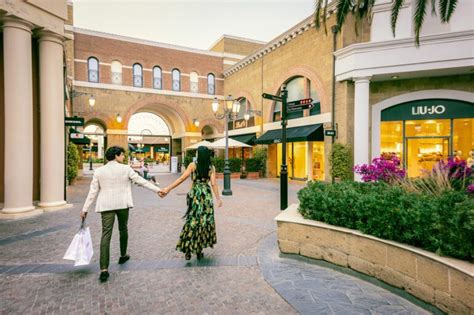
[80,145,222,282]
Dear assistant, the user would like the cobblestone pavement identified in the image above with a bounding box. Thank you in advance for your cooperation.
[0,174,437,314]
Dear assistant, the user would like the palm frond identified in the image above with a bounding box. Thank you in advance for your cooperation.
[314,0,324,29]
[391,0,405,37]
[336,0,353,28]
[430,0,437,15]
[413,0,428,46]
[440,0,458,22]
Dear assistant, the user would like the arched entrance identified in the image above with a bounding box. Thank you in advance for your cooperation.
[128,112,172,172]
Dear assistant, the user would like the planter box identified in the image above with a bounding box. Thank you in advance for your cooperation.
[275,205,474,314]
[215,172,241,179]
[246,172,260,179]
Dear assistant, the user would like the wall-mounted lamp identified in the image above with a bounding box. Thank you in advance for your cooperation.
[193,119,200,127]
[116,113,122,123]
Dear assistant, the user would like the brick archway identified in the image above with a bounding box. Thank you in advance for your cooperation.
[124,96,191,135]
[198,118,223,134]
[268,65,330,122]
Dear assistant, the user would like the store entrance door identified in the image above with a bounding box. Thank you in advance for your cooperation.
[405,137,449,177]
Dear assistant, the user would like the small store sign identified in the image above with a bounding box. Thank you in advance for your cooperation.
[382,99,473,121]
[70,133,84,139]
[65,117,85,126]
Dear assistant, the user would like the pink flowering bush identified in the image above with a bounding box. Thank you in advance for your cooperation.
[468,184,474,194]
[353,153,406,183]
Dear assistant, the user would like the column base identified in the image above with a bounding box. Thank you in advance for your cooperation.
[38,201,73,212]
[0,207,43,220]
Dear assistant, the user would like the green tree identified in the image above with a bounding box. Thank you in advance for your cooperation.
[314,0,459,45]
[330,143,353,181]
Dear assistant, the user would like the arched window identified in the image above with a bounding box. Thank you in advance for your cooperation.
[207,73,215,95]
[153,66,162,89]
[133,63,143,87]
[273,76,306,121]
[190,71,199,93]
[172,69,180,91]
[236,98,248,120]
[88,57,99,83]
[111,60,122,85]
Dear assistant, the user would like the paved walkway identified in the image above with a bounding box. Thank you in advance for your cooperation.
[0,174,438,314]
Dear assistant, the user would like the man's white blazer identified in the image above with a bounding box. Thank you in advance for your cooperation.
[81,161,160,213]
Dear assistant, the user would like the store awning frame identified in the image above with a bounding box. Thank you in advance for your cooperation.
[229,133,257,145]
[255,124,324,144]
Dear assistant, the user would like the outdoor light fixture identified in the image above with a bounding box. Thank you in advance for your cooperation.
[210,94,240,196]
[244,109,262,121]
[116,113,122,123]
[193,119,200,127]
[244,112,250,121]
[212,97,219,113]
[391,75,399,79]
[88,95,96,107]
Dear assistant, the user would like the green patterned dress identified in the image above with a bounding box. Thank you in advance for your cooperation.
[176,167,217,255]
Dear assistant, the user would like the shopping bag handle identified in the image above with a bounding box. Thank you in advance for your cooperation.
[80,217,86,230]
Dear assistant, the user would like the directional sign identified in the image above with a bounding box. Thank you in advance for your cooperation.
[70,133,84,139]
[287,103,314,113]
[287,98,313,107]
[325,130,337,137]
[65,116,85,126]
[262,93,282,102]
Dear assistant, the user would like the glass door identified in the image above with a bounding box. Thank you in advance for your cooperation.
[405,137,449,177]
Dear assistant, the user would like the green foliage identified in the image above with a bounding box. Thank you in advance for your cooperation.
[91,158,104,164]
[123,151,130,164]
[330,143,353,181]
[67,143,80,184]
[314,0,459,46]
[183,156,193,168]
[144,157,155,163]
[298,181,474,261]
[253,146,268,176]
[245,158,260,172]
[211,157,241,173]
[212,157,225,173]
[229,158,242,173]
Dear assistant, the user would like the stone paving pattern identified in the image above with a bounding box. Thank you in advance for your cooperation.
[0,174,436,314]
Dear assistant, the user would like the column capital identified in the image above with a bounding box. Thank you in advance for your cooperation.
[353,76,372,83]
[37,30,66,45]
[2,15,35,33]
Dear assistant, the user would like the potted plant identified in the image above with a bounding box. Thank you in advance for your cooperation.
[329,143,352,182]
[245,158,260,179]
[253,146,267,178]
[67,143,80,185]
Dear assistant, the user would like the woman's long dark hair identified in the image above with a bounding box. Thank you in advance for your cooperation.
[196,146,212,179]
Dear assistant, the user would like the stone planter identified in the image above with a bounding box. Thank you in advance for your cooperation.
[275,204,474,314]
[246,172,260,179]
[215,172,241,179]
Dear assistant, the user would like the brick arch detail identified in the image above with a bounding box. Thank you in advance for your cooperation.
[268,65,330,122]
[123,96,191,134]
[234,90,258,111]
[198,118,223,134]
[85,118,107,132]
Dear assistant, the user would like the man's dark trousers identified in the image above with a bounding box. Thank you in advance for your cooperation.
[100,208,129,270]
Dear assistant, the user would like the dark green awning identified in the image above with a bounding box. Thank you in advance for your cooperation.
[255,124,323,144]
[230,133,257,145]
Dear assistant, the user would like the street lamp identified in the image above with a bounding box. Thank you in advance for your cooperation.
[70,90,95,107]
[89,143,94,170]
[211,95,240,196]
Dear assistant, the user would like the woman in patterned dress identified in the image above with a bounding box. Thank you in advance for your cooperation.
[160,146,222,260]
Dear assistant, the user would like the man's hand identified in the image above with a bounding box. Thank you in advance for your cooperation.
[158,187,170,198]
[80,211,87,220]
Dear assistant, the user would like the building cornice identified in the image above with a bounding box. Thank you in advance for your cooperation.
[224,1,337,78]
[73,80,225,100]
[73,27,225,58]
[208,34,266,51]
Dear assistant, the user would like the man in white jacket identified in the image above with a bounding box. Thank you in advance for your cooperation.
[80,146,160,282]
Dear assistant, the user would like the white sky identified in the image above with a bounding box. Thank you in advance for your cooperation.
[73,0,315,50]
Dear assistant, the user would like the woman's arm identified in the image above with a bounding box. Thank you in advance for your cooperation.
[210,166,222,207]
[161,163,195,195]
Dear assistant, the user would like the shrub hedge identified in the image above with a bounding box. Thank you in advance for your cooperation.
[298,181,474,261]
[211,157,242,173]
[245,158,260,172]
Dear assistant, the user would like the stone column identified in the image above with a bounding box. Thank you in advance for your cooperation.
[1,17,40,216]
[38,31,67,210]
[353,77,371,181]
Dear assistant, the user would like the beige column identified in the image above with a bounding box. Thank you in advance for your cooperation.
[38,31,67,209]
[1,18,39,215]
[306,142,313,180]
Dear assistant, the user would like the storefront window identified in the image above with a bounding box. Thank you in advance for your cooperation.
[312,142,325,180]
[380,121,403,160]
[405,119,450,137]
[453,118,474,164]
[292,142,307,179]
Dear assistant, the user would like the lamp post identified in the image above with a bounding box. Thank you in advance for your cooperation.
[89,144,93,170]
[211,95,240,196]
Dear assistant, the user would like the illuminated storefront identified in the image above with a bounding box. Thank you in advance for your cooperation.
[380,99,474,177]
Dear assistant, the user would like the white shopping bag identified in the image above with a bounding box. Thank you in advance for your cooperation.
[63,221,94,266]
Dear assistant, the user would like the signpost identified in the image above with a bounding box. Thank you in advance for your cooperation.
[262,90,288,210]
[65,116,84,126]
[325,130,336,137]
